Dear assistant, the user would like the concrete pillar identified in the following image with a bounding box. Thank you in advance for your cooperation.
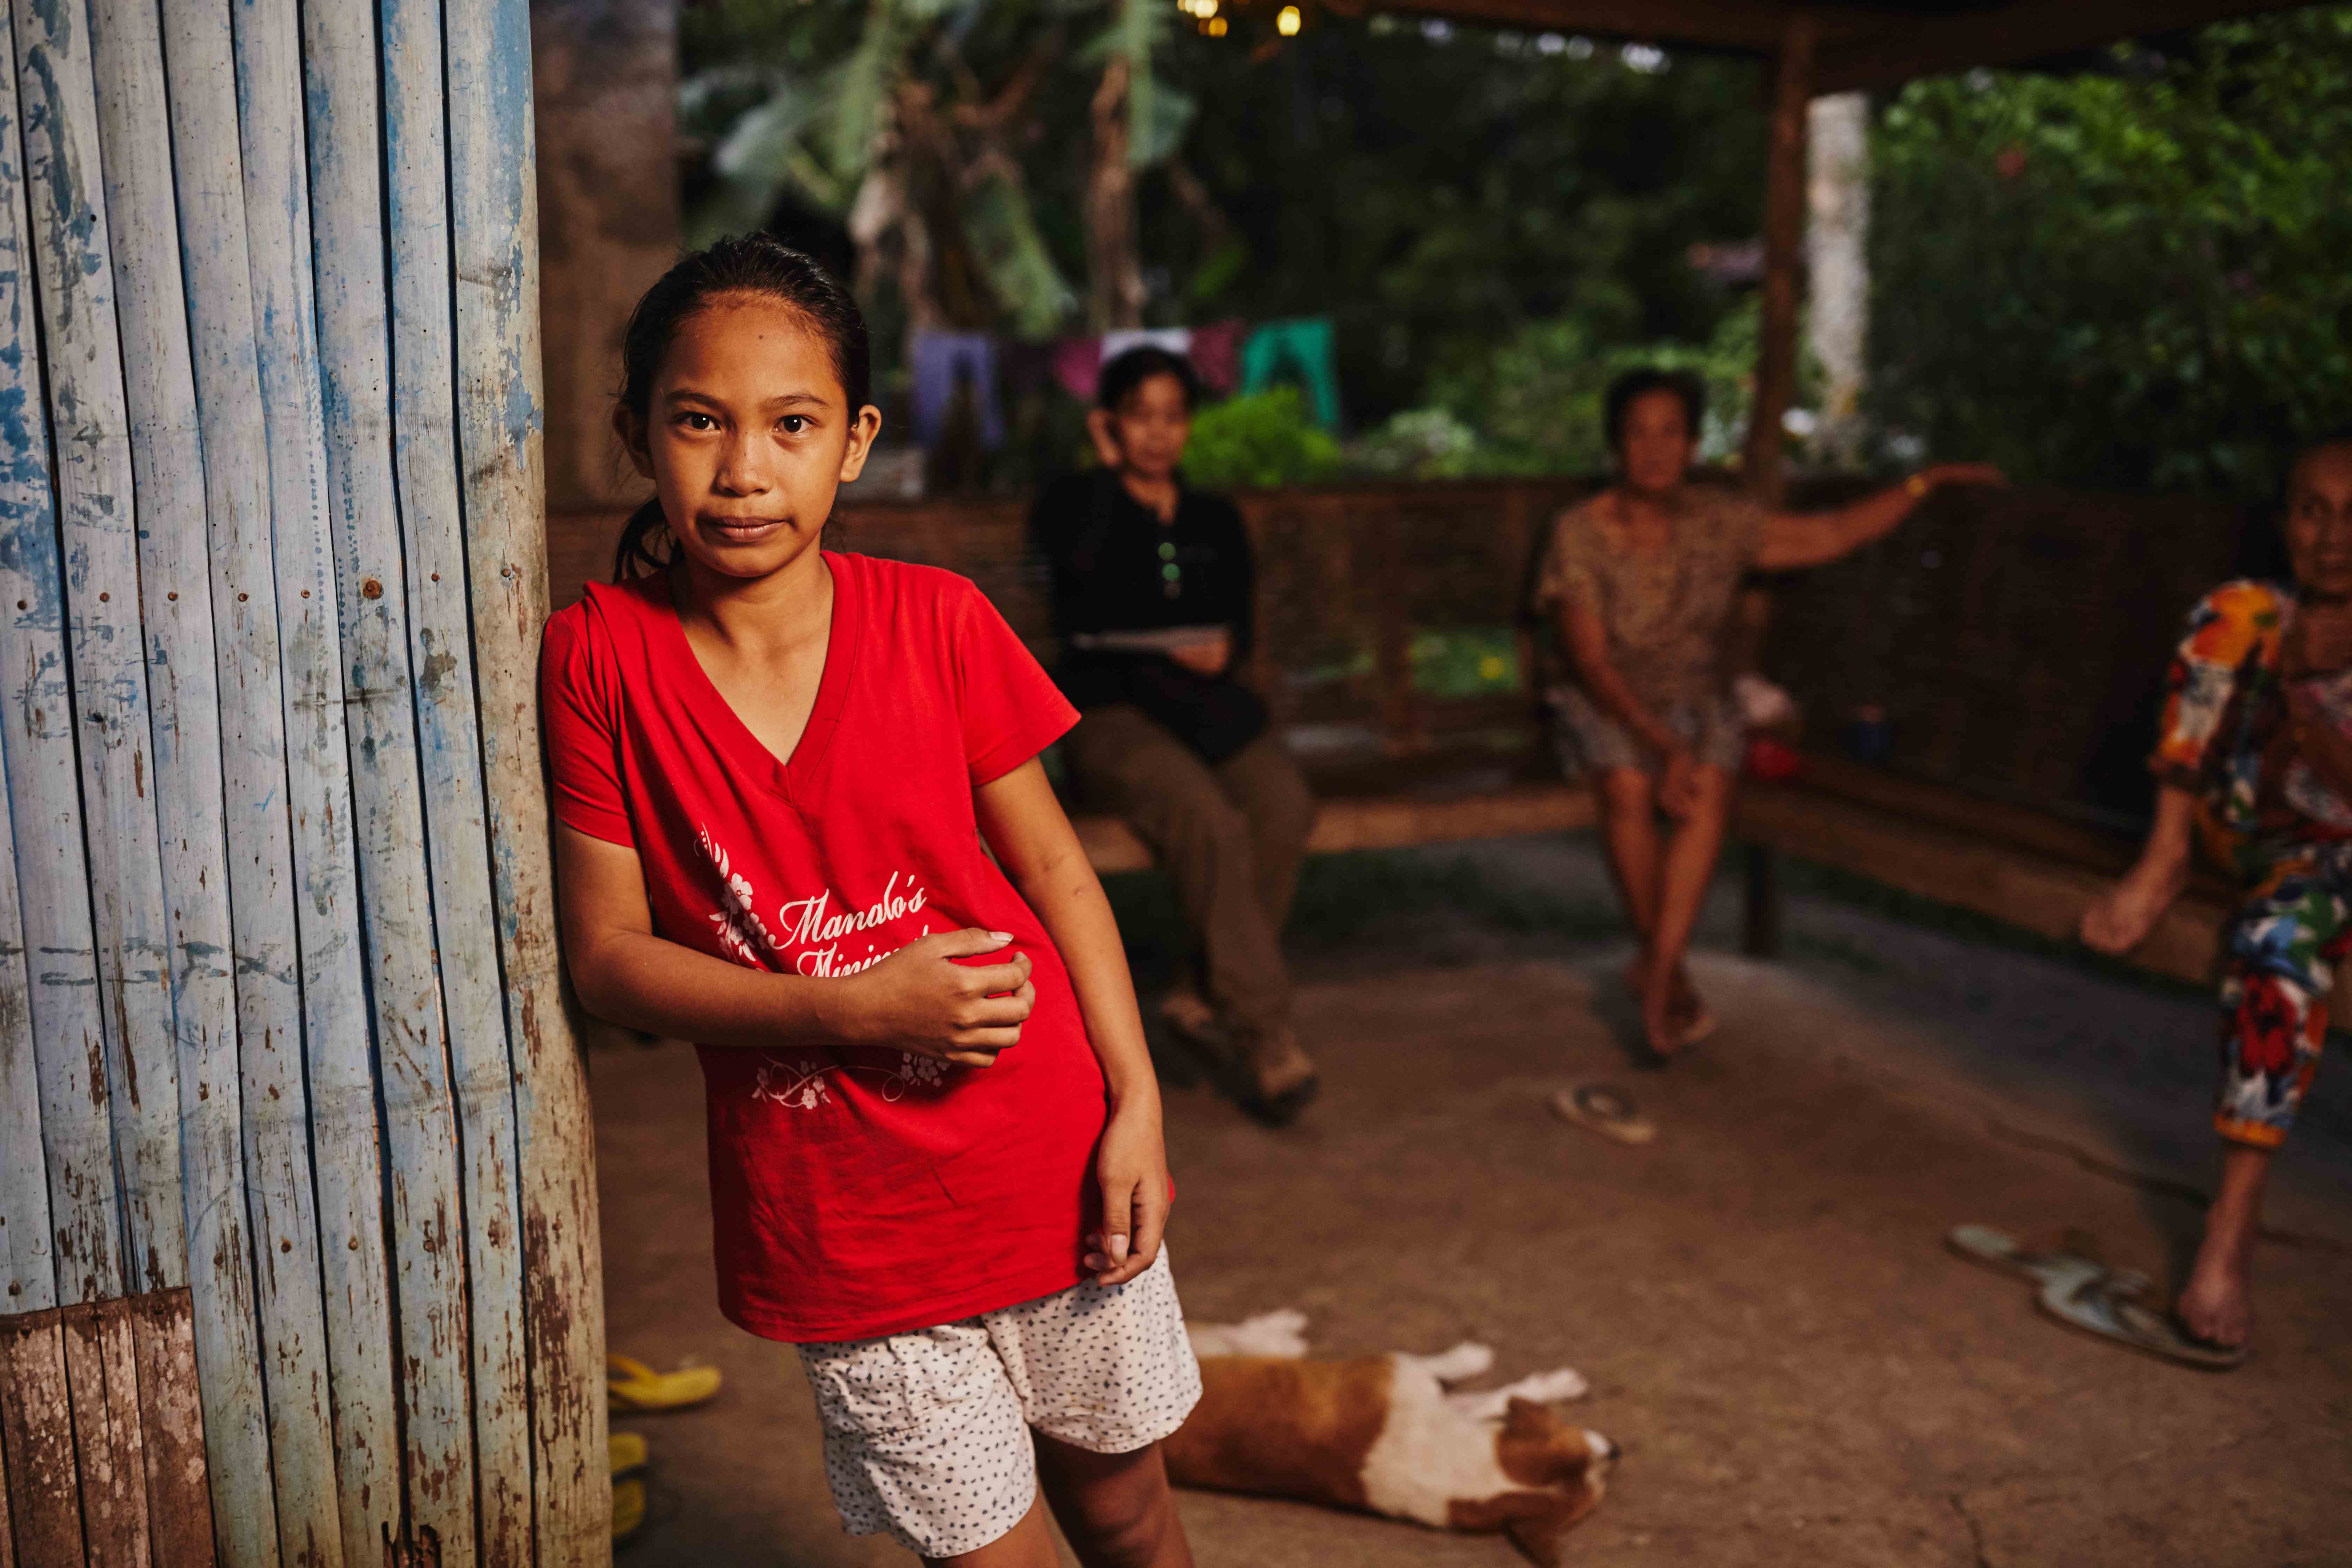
[1806,92,1870,471]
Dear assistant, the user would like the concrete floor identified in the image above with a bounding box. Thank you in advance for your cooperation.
[595,838,2352,1567]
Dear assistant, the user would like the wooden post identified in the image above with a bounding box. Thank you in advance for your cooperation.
[83,3,277,1559]
[1743,11,1817,507]
[447,1,614,1558]
[159,0,381,1556]
[373,0,541,1555]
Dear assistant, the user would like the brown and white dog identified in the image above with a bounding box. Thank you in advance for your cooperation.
[1163,1311,1616,1565]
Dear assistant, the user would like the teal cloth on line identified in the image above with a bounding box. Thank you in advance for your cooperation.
[1239,317,1340,429]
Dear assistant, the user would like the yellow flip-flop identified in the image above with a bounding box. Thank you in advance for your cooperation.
[612,1477,646,1541]
[607,1353,722,1413]
[609,1432,648,1476]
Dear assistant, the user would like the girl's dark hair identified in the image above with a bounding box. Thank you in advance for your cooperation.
[612,234,872,581]
[1096,345,1200,413]
[1603,368,1705,456]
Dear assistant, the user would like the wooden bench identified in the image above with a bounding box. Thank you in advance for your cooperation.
[1073,751,2234,988]
[546,477,2253,991]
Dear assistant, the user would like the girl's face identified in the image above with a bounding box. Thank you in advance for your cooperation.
[1096,372,1192,481]
[1617,390,1694,497]
[621,293,881,584]
[2287,443,2352,601]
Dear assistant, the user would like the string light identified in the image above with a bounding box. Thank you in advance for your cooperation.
[1276,4,1302,34]
[1205,13,1227,31]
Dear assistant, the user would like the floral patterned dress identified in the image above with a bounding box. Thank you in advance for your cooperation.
[2154,579,2352,1148]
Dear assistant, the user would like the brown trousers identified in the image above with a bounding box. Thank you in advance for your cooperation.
[1062,705,1314,1042]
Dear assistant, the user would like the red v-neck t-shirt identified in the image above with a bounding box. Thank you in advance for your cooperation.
[541,552,1102,1342]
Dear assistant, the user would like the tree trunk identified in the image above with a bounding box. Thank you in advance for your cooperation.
[1085,58,1146,332]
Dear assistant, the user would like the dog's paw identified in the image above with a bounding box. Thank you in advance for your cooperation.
[1412,1341,1497,1384]
[1512,1368,1590,1403]
[1186,1308,1312,1359]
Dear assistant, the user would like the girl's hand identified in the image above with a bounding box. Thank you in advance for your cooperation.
[1084,1103,1170,1287]
[838,929,1035,1068]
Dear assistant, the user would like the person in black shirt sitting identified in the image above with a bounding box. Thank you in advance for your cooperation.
[1031,348,1319,1126]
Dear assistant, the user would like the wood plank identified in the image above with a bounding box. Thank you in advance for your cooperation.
[0,0,118,1318]
[1743,11,1814,505]
[130,1289,215,1568]
[377,1,539,1555]
[1813,0,2317,93]
[12,0,178,1311]
[0,1310,84,1566]
[0,1358,12,1568]
[444,2,612,1560]
[83,5,278,1559]
[299,8,484,1562]
[156,0,366,1556]
[227,0,418,1560]
[1734,783,2227,985]
[1078,783,1597,874]
[60,1298,152,1568]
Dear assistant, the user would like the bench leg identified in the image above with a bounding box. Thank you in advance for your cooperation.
[1741,842,1783,958]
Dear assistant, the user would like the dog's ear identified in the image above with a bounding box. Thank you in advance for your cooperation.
[1502,1502,1569,1568]
[1502,1396,1556,1442]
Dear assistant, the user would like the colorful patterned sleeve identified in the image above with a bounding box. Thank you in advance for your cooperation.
[2150,580,2286,791]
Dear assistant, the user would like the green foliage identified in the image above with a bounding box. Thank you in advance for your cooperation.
[1348,407,1482,478]
[1427,302,1763,475]
[1870,10,2352,495]
[1181,387,1344,487]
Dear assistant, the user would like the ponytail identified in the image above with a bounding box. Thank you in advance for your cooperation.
[611,497,673,582]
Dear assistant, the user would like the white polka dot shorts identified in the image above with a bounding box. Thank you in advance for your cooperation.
[794,1250,1201,1559]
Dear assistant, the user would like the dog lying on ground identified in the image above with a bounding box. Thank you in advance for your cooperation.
[1164,1311,1616,1565]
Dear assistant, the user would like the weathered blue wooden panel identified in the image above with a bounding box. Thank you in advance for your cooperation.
[82,0,275,1558]
[156,0,365,1559]
[444,2,610,1557]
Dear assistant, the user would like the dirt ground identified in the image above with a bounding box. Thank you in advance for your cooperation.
[595,838,2352,1567]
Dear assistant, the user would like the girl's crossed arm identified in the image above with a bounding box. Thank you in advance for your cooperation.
[973,757,1170,1290]
[555,825,1036,1069]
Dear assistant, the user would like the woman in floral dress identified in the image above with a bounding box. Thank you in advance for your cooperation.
[2083,434,2352,1352]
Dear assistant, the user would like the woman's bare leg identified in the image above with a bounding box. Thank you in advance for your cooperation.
[1595,767,1663,972]
[2177,1143,2272,1348]
[927,1492,1061,1568]
[1643,766,1734,1057]
[1032,1433,1195,1568]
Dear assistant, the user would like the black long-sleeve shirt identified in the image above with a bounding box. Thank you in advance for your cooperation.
[1029,470,1268,760]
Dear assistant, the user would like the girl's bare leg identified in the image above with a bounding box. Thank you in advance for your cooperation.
[1643,766,1734,1057]
[928,1492,1061,1568]
[1033,1433,1195,1568]
[2177,1143,2272,1348]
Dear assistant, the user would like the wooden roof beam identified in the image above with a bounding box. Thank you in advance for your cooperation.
[1811,0,2320,92]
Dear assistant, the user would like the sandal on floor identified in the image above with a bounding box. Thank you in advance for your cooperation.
[1946,1224,2133,1290]
[1550,1083,1656,1146]
[612,1477,647,1541]
[607,1353,722,1413]
[2033,1258,2248,1371]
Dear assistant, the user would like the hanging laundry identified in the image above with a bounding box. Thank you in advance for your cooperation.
[1187,319,1246,394]
[911,330,1006,450]
[1051,337,1104,401]
[1240,317,1340,429]
[1101,327,1192,364]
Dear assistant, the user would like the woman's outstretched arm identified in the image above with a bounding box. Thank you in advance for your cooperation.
[1751,462,2005,570]
[974,757,1170,1289]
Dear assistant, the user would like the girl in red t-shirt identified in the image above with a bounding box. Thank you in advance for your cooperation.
[543,236,1199,1567]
